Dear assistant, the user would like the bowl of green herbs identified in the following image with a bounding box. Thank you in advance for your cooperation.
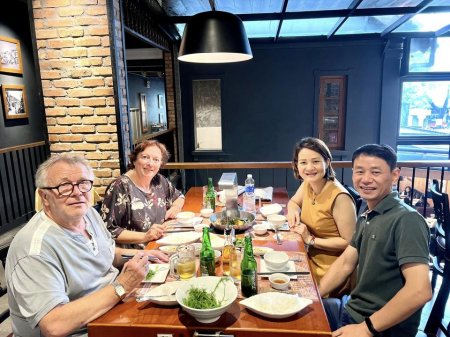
[176,276,237,323]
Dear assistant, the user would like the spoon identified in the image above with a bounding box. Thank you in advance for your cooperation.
[136,288,177,302]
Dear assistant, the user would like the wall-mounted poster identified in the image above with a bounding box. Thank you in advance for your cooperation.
[0,36,23,74]
[317,76,347,150]
[193,79,222,150]
[140,93,148,133]
[2,84,28,119]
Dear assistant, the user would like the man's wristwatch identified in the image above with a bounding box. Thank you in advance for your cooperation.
[112,280,127,300]
[365,316,380,336]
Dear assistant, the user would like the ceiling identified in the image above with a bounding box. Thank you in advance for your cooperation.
[156,0,450,42]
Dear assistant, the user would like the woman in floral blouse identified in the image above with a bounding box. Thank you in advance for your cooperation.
[101,140,185,248]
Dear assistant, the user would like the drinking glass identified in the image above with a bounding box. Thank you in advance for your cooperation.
[169,244,196,280]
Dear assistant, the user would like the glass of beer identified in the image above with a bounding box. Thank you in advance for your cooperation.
[169,244,196,280]
[229,247,242,283]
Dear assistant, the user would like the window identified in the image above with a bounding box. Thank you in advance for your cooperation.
[397,37,450,161]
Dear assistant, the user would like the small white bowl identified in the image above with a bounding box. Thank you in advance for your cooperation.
[194,223,209,232]
[266,214,287,228]
[264,251,289,271]
[252,224,267,235]
[176,211,195,224]
[200,208,214,218]
[269,273,290,290]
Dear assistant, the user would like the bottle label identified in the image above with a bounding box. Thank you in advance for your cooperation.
[245,185,254,193]
[200,258,215,276]
[241,269,257,297]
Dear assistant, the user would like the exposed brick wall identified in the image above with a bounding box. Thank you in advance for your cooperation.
[32,0,121,195]
[164,50,178,161]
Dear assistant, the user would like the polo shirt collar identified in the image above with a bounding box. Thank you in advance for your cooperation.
[361,191,399,219]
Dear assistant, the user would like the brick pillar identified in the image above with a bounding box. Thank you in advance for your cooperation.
[32,0,121,195]
[164,50,178,161]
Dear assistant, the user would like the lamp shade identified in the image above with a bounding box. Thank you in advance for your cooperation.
[178,11,253,63]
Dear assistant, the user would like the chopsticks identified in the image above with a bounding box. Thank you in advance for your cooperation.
[257,271,309,276]
[121,254,159,262]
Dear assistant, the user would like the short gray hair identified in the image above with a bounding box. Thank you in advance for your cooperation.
[35,154,94,188]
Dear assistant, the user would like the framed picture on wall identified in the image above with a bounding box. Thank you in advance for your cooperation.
[1,84,28,119]
[0,36,23,74]
[317,76,347,150]
[193,79,222,150]
[139,93,148,133]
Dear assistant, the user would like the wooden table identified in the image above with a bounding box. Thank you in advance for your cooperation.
[88,187,331,337]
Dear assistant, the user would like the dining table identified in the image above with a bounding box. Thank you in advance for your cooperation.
[88,187,332,337]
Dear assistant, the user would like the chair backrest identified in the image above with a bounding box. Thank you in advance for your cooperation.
[430,183,450,258]
[344,184,363,215]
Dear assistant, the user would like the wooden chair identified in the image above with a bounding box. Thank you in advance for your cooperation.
[424,183,450,336]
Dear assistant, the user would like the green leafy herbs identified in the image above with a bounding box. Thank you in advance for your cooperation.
[183,277,228,309]
[145,266,159,281]
[234,238,245,248]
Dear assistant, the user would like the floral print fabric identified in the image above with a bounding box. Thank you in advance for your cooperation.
[101,173,183,247]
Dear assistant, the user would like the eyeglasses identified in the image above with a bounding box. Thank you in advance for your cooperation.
[140,155,162,164]
[41,180,93,196]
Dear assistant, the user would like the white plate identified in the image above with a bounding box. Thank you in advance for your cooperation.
[259,204,282,217]
[139,281,184,306]
[262,221,289,231]
[253,246,274,256]
[174,216,203,227]
[203,233,225,251]
[240,292,313,319]
[156,232,202,246]
[259,260,297,279]
[143,264,170,283]
[159,245,178,255]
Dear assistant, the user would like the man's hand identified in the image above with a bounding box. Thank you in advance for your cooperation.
[332,322,372,337]
[116,252,149,293]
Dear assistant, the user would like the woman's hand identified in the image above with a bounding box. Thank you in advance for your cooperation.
[143,224,166,242]
[287,201,301,227]
[165,205,182,219]
[144,249,169,263]
[292,222,311,243]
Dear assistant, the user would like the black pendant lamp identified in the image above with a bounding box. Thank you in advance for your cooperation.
[178,11,253,63]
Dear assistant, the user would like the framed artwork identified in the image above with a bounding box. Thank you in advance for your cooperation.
[139,93,148,133]
[0,36,23,74]
[2,84,28,119]
[317,76,347,150]
[193,79,222,150]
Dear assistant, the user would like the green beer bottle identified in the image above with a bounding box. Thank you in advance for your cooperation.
[205,177,216,210]
[241,235,258,297]
[200,227,215,276]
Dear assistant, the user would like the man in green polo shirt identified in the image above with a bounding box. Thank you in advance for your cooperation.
[319,144,432,337]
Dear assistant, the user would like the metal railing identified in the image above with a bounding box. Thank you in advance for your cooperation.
[163,160,450,218]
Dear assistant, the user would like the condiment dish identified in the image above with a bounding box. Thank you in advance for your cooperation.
[200,208,214,217]
[176,211,195,224]
[269,273,290,290]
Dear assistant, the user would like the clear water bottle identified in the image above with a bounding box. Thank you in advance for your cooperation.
[243,174,256,215]
[245,174,255,194]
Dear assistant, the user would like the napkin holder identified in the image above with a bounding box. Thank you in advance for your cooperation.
[218,172,239,219]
